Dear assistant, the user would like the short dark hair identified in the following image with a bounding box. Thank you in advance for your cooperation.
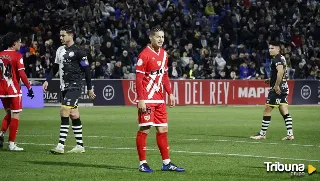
[60,25,74,34]
[150,25,164,36]
[0,32,20,51]
[269,41,280,47]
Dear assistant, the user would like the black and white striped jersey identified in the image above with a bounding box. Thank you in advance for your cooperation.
[55,44,89,91]
[270,54,289,94]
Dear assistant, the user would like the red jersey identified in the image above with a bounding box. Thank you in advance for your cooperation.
[135,46,171,103]
[0,50,25,97]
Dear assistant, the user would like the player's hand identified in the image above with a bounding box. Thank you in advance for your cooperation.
[264,79,270,85]
[88,89,96,99]
[273,86,281,95]
[42,81,48,91]
[169,94,175,108]
[138,100,146,113]
[27,88,34,99]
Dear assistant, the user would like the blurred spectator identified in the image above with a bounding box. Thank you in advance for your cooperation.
[111,60,123,79]
[168,61,182,79]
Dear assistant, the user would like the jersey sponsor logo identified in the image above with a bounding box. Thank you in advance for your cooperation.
[300,85,311,99]
[137,59,143,66]
[103,85,115,100]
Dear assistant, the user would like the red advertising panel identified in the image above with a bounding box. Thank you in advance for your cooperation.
[122,80,295,106]
[122,80,137,105]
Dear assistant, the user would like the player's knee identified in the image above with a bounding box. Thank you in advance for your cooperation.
[263,106,272,115]
[70,112,79,120]
[156,126,168,133]
[11,112,20,120]
[279,106,289,115]
[69,108,79,120]
[139,126,151,134]
[5,109,11,115]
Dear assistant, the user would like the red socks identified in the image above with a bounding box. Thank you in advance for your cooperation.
[156,132,170,160]
[9,118,19,142]
[136,131,148,161]
[1,114,11,132]
[136,131,170,161]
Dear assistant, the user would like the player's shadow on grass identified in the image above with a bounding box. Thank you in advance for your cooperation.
[26,161,136,171]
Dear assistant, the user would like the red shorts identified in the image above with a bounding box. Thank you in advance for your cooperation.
[138,103,168,127]
[1,96,22,112]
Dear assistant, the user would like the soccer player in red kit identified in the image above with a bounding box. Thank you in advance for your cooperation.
[0,32,34,151]
[135,26,184,173]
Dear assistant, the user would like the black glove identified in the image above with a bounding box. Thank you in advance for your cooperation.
[27,88,34,99]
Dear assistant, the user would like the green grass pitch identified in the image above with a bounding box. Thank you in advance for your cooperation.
[0,106,319,181]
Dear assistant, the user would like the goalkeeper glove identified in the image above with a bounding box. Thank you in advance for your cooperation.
[27,88,34,99]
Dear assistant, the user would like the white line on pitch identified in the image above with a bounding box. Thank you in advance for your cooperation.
[19,135,320,148]
[17,142,320,162]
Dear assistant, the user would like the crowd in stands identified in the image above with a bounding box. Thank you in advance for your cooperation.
[1,0,320,80]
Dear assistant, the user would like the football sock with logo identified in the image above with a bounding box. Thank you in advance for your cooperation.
[71,118,83,147]
[8,118,19,142]
[282,114,293,136]
[136,131,148,164]
[1,114,11,132]
[58,117,70,146]
[156,132,170,164]
[259,116,271,135]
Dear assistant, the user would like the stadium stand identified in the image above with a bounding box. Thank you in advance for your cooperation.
[0,0,319,80]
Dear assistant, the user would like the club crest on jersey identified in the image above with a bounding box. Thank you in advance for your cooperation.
[157,61,161,66]
[69,52,74,57]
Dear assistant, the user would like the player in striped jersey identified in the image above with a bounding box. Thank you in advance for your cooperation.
[250,41,294,141]
[43,26,95,154]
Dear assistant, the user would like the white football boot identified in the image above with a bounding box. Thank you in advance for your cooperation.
[67,145,85,153]
[281,135,294,140]
[250,133,266,140]
[50,143,65,154]
[8,141,24,151]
